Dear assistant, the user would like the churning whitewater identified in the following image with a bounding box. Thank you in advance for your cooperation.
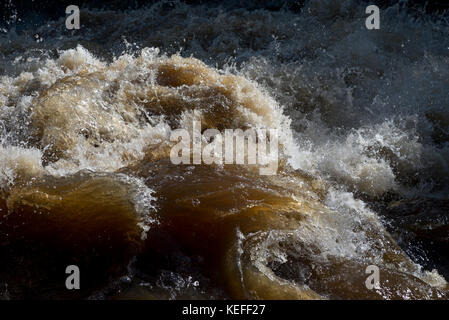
[0,0,448,299]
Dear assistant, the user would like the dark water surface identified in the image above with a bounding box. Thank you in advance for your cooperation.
[0,0,448,299]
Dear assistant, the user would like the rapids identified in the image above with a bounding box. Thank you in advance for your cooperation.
[0,0,448,299]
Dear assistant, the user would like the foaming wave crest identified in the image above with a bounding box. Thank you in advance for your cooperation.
[0,0,448,300]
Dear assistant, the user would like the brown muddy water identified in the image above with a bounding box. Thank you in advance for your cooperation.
[0,0,448,299]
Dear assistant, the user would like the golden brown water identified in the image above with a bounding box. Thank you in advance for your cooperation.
[0,52,447,299]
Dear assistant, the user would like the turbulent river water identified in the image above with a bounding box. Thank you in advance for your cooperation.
[0,0,448,299]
